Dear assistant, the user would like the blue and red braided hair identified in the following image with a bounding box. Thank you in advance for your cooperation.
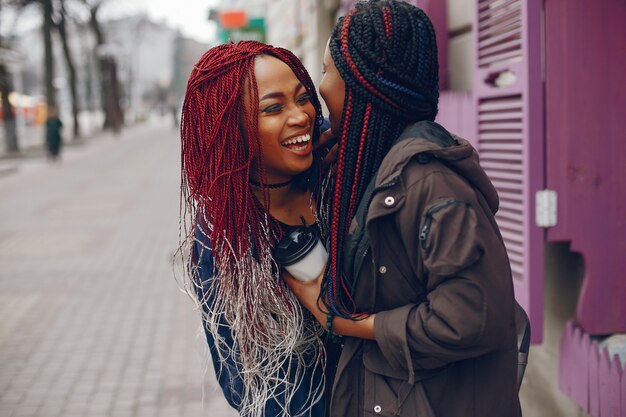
[180,40,323,266]
[323,0,440,317]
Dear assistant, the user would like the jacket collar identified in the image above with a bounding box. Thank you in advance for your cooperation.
[374,121,499,214]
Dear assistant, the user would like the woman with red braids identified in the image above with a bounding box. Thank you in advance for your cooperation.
[284,1,522,416]
[179,41,339,417]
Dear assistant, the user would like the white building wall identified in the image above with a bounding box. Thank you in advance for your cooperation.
[265,0,338,117]
[446,0,474,91]
[447,0,473,31]
[106,18,177,93]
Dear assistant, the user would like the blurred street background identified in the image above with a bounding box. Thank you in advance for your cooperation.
[1,0,625,417]
[0,116,239,417]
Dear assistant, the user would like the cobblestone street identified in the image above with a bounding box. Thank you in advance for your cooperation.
[0,119,238,417]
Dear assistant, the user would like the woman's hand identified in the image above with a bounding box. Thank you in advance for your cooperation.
[282,269,328,327]
[282,268,377,340]
[315,129,339,174]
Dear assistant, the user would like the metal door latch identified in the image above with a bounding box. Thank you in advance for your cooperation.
[535,190,557,228]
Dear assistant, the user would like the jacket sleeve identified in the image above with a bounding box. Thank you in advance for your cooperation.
[192,231,244,411]
[373,167,517,372]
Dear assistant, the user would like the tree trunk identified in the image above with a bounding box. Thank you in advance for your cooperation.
[88,4,122,132]
[0,63,19,153]
[57,0,80,139]
[88,4,104,46]
[42,0,56,110]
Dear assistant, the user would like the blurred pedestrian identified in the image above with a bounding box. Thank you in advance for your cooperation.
[45,106,63,162]
[283,1,522,416]
[170,103,178,129]
[178,41,339,417]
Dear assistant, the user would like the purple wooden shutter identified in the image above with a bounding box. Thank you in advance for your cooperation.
[473,0,544,342]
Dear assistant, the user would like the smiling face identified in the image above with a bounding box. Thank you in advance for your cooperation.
[250,55,317,184]
[319,41,346,136]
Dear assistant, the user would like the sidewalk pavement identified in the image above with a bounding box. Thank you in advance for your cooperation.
[0,117,238,417]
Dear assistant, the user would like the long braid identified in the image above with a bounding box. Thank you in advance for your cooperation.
[323,1,440,317]
[179,41,325,417]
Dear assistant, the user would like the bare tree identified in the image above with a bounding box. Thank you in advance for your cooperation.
[1,0,23,153]
[5,0,123,142]
[0,57,20,153]
[8,0,57,111]
[55,0,80,139]
[82,0,122,132]
[42,0,56,110]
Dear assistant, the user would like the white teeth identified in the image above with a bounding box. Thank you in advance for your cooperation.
[282,133,311,146]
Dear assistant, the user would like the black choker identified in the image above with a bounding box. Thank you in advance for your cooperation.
[250,178,295,189]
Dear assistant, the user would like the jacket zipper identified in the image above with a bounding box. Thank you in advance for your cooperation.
[352,177,400,282]
[361,177,400,237]
[419,200,468,249]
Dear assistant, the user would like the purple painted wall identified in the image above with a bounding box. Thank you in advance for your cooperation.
[436,91,475,145]
[545,0,626,335]
[560,320,624,417]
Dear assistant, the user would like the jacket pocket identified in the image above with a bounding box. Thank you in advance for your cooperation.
[363,365,437,417]
[419,199,483,276]
[363,342,444,380]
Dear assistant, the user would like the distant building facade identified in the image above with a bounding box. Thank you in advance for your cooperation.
[9,13,210,126]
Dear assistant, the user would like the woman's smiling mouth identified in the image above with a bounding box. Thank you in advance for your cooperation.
[282,133,311,152]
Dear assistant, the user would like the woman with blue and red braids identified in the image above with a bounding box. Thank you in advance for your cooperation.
[284,1,522,416]
[179,41,340,417]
